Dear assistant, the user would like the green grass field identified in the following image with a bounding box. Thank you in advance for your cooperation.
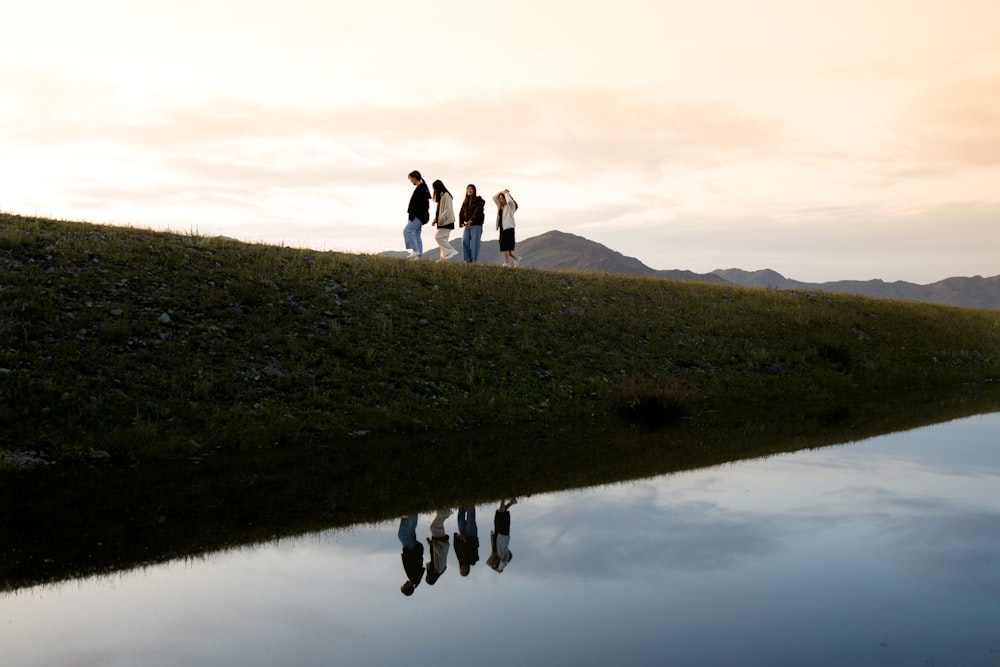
[2,212,999,466]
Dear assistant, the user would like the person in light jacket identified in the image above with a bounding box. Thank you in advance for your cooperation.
[459,184,486,262]
[405,171,431,259]
[493,189,520,267]
[431,180,457,262]
[425,509,452,585]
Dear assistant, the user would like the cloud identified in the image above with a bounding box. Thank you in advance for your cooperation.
[2,86,815,235]
[890,78,1000,171]
[6,85,811,183]
[4,74,998,282]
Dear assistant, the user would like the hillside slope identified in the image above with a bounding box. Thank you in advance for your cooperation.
[4,214,1000,465]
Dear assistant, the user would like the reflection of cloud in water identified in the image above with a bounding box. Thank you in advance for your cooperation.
[879,506,1000,597]
[518,496,792,578]
[265,413,1000,602]
[311,422,1000,593]
[507,417,1000,587]
[4,413,1000,667]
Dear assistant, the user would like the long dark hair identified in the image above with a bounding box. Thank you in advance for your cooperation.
[408,170,423,182]
[462,184,478,208]
[431,179,451,202]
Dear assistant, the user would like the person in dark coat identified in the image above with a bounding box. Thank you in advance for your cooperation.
[404,170,430,258]
[398,514,425,596]
[459,184,486,262]
[453,506,480,576]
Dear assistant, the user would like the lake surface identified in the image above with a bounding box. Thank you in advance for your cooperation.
[3,412,1000,666]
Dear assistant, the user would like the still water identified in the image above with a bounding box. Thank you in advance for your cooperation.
[3,413,1000,666]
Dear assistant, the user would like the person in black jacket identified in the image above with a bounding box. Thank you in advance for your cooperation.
[453,506,480,576]
[398,514,425,596]
[459,184,486,262]
[404,170,431,259]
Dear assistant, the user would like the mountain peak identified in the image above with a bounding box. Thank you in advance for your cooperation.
[711,268,792,288]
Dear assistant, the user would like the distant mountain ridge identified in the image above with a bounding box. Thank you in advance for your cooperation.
[382,230,999,309]
[704,268,1000,310]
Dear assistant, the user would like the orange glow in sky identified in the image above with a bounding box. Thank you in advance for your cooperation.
[2,0,998,282]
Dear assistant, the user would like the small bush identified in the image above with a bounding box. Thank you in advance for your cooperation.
[0,228,31,249]
[99,317,131,344]
[818,343,852,372]
[612,377,692,427]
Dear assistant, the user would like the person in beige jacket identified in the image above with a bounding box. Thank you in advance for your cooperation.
[431,180,458,262]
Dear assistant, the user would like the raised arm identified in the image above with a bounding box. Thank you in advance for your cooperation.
[493,189,516,210]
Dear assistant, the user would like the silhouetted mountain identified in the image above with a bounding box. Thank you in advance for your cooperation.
[382,230,729,282]
[516,230,662,275]
[711,268,798,289]
[381,230,999,309]
[712,269,1000,309]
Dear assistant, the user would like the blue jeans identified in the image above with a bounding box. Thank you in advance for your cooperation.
[457,507,477,537]
[403,217,423,255]
[462,225,483,262]
[398,515,418,549]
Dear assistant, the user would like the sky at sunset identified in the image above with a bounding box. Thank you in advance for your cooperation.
[2,0,998,283]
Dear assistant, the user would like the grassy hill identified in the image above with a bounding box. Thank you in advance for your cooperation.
[3,213,1000,467]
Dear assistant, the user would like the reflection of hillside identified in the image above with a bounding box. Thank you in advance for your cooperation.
[3,383,999,592]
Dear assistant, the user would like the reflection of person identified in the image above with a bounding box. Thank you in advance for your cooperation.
[405,170,431,259]
[398,515,425,596]
[459,184,486,263]
[431,180,458,262]
[453,506,480,576]
[493,189,520,267]
[425,509,452,585]
[487,498,517,573]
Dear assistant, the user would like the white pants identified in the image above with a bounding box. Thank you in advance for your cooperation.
[429,509,452,538]
[435,227,453,258]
